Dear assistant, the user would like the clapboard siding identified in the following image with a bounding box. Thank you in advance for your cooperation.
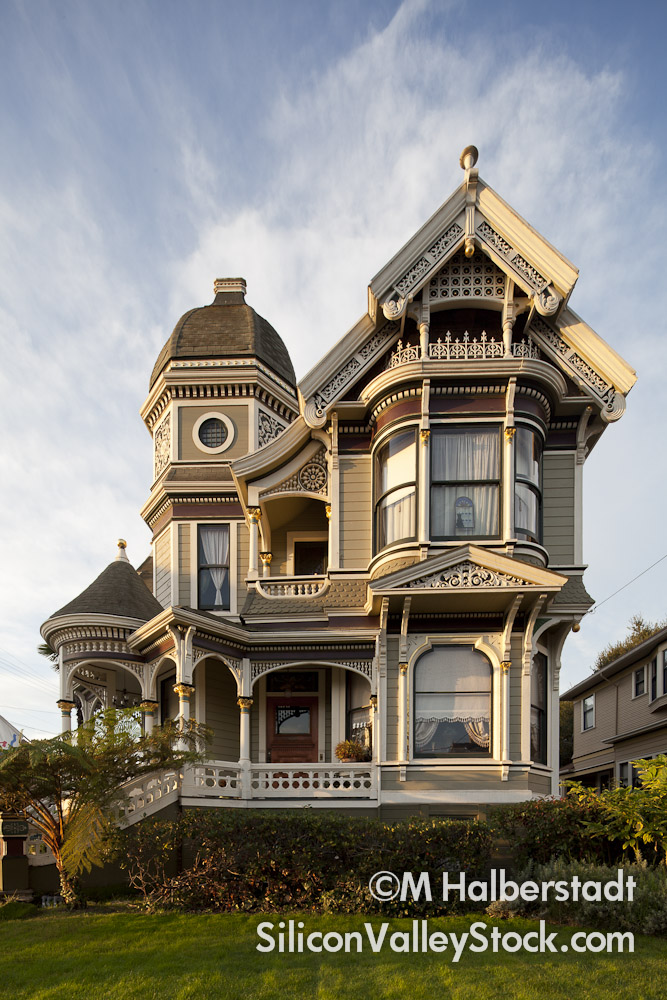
[542,451,575,564]
[340,456,372,568]
[155,528,171,608]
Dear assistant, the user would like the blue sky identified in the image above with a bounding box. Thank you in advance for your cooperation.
[1,0,666,738]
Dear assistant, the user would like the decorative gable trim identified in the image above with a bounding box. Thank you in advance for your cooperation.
[406,560,529,590]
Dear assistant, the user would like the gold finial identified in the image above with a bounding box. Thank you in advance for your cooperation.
[116,539,129,562]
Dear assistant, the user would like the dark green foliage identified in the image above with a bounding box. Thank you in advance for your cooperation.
[595,614,667,670]
[491,796,627,866]
[116,810,492,915]
[0,900,38,921]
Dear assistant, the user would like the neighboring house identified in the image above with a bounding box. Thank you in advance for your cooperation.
[560,628,667,790]
[40,147,636,820]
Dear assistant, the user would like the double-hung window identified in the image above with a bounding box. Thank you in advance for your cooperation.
[414,646,491,757]
[431,426,500,539]
[514,426,542,543]
[197,524,230,611]
[633,667,645,698]
[374,430,417,550]
[582,694,595,731]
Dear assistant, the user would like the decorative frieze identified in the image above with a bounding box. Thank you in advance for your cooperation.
[305,322,400,424]
[154,414,170,477]
[528,316,623,420]
[429,250,505,304]
[260,447,328,500]
[393,223,464,298]
[257,409,287,448]
[407,561,529,590]
[476,221,549,293]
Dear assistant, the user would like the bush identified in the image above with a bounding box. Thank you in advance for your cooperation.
[486,859,667,937]
[0,900,38,921]
[490,796,626,866]
[115,810,492,915]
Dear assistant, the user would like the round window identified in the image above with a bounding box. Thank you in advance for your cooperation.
[198,417,228,449]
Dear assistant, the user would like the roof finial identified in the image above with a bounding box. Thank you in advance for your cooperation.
[459,145,478,171]
[116,539,129,562]
[213,278,247,297]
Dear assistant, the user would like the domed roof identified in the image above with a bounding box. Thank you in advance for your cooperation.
[150,278,296,389]
[49,542,164,623]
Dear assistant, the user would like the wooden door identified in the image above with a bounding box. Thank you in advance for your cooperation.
[266,695,319,763]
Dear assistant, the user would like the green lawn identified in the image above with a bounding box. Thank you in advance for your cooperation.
[0,906,665,999]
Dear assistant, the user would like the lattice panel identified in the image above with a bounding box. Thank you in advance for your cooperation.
[429,252,505,304]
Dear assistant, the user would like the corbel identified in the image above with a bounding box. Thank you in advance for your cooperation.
[460,145,479,257]
[523,595,547,675]
[576,406,593,465]
[377,597,390,679]
[501,595,522,663]
[399,597,412,665]
[505,376,517,436]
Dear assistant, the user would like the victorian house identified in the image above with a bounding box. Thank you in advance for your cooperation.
[41,148,636,821]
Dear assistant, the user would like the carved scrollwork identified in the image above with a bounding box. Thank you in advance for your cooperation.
[535,285,560,316]
[258,409,286,448]
[154,414,171,477]
[382,296,407,320]
[407,561,528,590]
[260,447,328,499]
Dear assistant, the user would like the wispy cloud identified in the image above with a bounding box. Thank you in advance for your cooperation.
[0,0,664,737]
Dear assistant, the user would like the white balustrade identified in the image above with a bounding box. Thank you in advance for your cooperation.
[386,331,540,367]
[249,763,377,799]
[115,769,181,824]
[256,576,328,598]
[183,762,242,798]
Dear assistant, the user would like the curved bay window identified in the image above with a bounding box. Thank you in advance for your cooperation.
[374,430,417,550]
[530,652,548,764]
[431,426,500,539]
[514,426,542,543]
[414,646,491,757]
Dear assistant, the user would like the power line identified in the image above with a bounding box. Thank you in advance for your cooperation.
[586,552,667,616]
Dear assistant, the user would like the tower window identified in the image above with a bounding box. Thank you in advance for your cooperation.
[198,417,228,449]
[198,524,230,611]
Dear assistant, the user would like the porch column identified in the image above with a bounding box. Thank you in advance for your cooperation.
[141,700,158,734]
[259,552,272,578]
[57,700,75,734]
[173,683,195,723]
[397,663,408,763]
[248,508,261,579]
[500,662,511,762]
[238,697,253,762]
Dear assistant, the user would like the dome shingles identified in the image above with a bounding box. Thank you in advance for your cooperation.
[150,280,295,389]
[50,558,164,623]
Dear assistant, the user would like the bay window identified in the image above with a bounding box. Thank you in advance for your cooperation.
[414,645,491,757]
[431,426,500,539]
[374,430,417,550]
[197,524,230,611]
[514,426,542,543]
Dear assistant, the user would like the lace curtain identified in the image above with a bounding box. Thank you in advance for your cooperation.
[199,525,230,609]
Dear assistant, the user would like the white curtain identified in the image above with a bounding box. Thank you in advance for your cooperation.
[200,525,229,608]
[431,427,499,481]
[431,428,499,537]
[379,487,415,547]
[377,432,416,495]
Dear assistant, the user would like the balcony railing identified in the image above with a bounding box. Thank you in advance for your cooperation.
[387,332,540,368]
[255,576,329,598]
[250,763,376,799]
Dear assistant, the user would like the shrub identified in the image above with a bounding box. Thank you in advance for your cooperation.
[486,859,667,937]
[116,810,492,915]
[490,796,626,866]
[0,900,38,921]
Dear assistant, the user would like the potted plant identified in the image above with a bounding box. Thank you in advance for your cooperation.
[334,739,371,763]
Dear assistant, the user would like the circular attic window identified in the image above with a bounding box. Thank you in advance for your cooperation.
[192,412,235,455]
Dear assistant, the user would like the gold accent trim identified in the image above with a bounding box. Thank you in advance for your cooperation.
[237,697,254,712]
[504,427,516,441]
[501,661,511,673]
[140,700,159,712]
[420,429,430,443]
[259,552,273,565]
[399,662,409,675]
[173,683,195,699]
[57,700,76,712]
[325,504,332,520]
[247,506,262,523]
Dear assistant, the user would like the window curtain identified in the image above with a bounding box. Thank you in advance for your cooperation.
[200,525,229,608]
[414,646,492,753]
[431,429,499,536]
[377,432,416,496]
[378,487,415,547]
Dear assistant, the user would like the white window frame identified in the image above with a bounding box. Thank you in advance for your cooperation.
[190,521,238,614]
[286,531,329,576]
[192,411,236,455]
[632,665,646,699]
[582,694,595,731]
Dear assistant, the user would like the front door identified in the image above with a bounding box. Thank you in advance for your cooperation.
[266,695,319,763]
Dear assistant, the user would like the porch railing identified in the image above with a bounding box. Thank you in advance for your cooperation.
[250,763,376,799]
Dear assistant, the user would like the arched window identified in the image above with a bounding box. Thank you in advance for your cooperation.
[414,645,492,757]
[514,426,542,543]
[374,430,417,551]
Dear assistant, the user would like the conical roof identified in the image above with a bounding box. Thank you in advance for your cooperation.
[49,543,164,622]
[150,278,296,389]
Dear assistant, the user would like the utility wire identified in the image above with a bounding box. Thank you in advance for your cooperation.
[586,552,667,616]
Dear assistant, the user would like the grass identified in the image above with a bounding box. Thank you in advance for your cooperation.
[0,905,665,999]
